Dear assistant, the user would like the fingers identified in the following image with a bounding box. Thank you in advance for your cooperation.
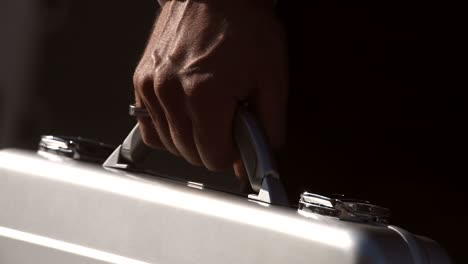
[155,71,203,166]
[135,65,204,166]
[138,75,181,157]
[135,71,286,185]
[135,71,286,178]
[136,70,237,171]
[136,68,239,173]
[186,76,238,172]
[133,76,164,150]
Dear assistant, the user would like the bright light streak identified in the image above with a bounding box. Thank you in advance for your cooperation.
[0,226,152,264]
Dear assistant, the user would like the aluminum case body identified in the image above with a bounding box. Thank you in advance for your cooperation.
[0,149,452,264]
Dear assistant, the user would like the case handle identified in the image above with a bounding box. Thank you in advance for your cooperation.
[103,105,289,206]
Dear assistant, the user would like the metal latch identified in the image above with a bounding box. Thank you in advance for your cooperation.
[299,192,391,224]
[38,135,115,163]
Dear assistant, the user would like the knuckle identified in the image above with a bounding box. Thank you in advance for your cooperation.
[133,66,157,98]
[184,77,214,102]
[140,81,154,98]
[153,79,170,99]
[153,68,174,100]
[133,74,150,95]
[133,71,143,88]
[133,64,147,86]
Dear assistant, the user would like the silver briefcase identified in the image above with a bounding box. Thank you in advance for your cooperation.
[0,109,453,264]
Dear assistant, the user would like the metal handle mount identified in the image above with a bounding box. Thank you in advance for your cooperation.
[234,108,289,206]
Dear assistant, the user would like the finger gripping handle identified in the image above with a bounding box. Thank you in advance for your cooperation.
[106,105,289,206]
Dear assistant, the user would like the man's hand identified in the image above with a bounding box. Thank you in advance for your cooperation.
[133,0,288,178]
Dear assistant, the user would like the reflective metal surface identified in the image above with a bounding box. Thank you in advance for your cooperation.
[38,135,115,163]
[299,192,391,224]
[128,104,150,117]
[0,149,453,264]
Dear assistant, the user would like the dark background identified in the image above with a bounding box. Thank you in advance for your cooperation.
[276,4,465,263]
[1,0,157,149]
[0,1,465,263]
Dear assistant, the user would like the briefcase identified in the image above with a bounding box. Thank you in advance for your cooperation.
[0,109,453,264]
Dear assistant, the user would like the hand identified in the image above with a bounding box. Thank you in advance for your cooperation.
[133,0,288,178]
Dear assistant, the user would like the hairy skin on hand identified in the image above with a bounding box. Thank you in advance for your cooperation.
[133,0,288,178]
